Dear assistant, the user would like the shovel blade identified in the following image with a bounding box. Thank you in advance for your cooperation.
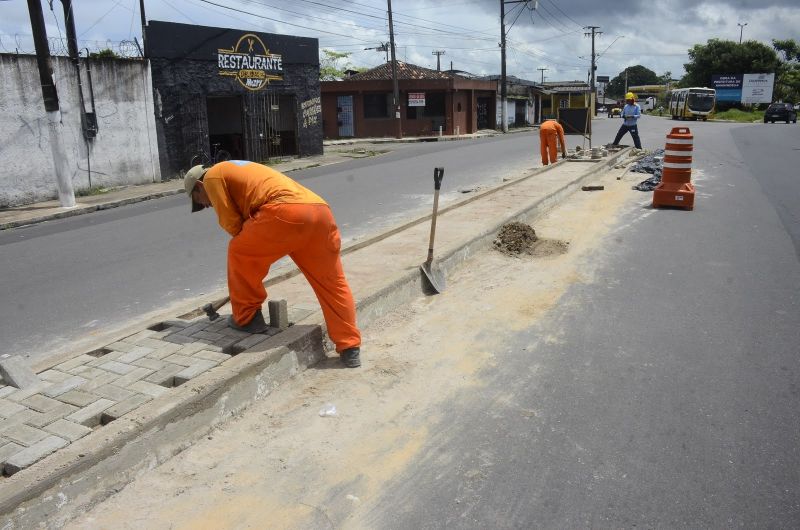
[420,261,446,294]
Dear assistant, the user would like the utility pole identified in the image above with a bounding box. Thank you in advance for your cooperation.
[139,0,147,55]
[387,0,401,138]
[500,1,531,133]
[737,22,747,44]
[28,0,75,207]
[432,50,445,71]
[537,67,547,84]
[584,26,601,116]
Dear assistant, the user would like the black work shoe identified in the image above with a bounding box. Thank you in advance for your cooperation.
[340,347,361,368]
[227,311,269,334]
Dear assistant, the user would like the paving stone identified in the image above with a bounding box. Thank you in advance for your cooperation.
[143,364,184,386]
[162,354,197,367]
[236,334,271,349]
[54,354,96,372]
[135,337,169,350]
[0,442,24,465]
[64,399,115,427]
[2,408,45,427]
[190,330,225,342]
[193,350,231,363]
[105,341,137,353]
[98,360,138,375]
[77,372,120,391]
[162,319,190,329]
[41,376,87,398]
[57,390,101,407]
[125,329,157,343]
[21,394,64,413]
[268,299,289,329]
[86,352,126,367]
[24,403,78,428]
[161,334,197,345]
[4,435,68,476]
[111,367,154,388]
[0,423,49,446]
[0,355,41,389]
[5,381,53,403]
[92,384,135,402]
[147,342,183,359]
[116,346,155,364]
[0,398,27,418]
[68,365,112,379]
[128,380,170,398]
[101,394,153,423]
[173,360,220,386]
[177,343,208,356]
[43,419,93,442]
[218,327,253,339]
[0,386,15,398]
[39,369,72,383]
[182,322,211,335]
[132,357,166,371]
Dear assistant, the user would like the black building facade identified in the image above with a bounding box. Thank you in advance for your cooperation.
[145,21,323,176]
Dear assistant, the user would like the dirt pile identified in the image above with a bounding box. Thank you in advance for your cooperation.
[493,223,570,257]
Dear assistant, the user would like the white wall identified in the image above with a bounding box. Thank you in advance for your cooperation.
[0,55,160,207]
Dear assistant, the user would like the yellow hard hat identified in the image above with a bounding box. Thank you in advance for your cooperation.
[625,92,636,100]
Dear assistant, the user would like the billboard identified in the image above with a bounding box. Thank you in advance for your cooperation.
[711,73,774,103]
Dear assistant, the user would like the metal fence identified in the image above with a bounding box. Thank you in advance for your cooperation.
[0,34,144,59]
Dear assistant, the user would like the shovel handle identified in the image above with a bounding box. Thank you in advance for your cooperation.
[427,167,444,262]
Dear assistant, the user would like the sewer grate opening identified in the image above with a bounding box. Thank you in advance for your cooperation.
[223,344,247,356]
[147,322,170,332]
[99,413,116,426]
[158,377,177,389]
[86,347,112,358]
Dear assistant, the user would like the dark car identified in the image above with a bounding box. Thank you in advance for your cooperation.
[764,102,797,124]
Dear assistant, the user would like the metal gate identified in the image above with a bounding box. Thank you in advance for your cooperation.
[243,91,298,162]
[180,95,209,168]
[337,95,354,137]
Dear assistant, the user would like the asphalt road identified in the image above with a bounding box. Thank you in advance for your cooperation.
[360,120,800,527]
[0,130,540,365]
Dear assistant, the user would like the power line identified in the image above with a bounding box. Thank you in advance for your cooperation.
[542,0,584,28]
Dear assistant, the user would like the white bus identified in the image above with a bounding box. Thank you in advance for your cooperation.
[668,87,716,120]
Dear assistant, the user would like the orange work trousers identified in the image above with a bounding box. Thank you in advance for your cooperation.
[540,130,558,165]
[227,203,361,352]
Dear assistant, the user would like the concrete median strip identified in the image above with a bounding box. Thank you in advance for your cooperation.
[0,147,632,527]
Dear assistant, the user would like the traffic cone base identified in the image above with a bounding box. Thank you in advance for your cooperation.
[653,182,695,210]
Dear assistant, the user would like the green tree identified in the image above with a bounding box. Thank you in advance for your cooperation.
[606,65,660,99]
[88,48,117,59]
[773,39,800,102]
[681,38,780,87]
[320,49,364,81]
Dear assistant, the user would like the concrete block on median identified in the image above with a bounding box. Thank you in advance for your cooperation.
[268,299,289,329]
[4,435,68,476]
[0,441,24,466]
[0,423,49,447]
[128,380,169,398]
[98,360,139,375]
[143,364,185,386]
[57,389,102,407]
[21,394,64,412]
[64,398,115,427]
[43,419,92,442]
[100,393,153,423]
[173,359,219,386]
[41,376,87,398]
[0,398,27,419]
[0,355,41,389]
[23,403,78,428]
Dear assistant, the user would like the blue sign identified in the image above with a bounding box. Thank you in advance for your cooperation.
[711,74,743,102]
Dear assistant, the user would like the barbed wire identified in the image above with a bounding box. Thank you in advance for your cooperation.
[0,34,143,58]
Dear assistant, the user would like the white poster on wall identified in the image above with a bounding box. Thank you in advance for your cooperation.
[741,73,774,104]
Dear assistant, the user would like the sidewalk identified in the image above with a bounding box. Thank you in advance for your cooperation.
[0,137,627,528]
[0,128,534,231]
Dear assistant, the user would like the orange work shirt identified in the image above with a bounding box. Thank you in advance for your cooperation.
[203,160,326,236]
[540,120,566,146]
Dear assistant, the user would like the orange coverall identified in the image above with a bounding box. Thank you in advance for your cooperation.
[539,120,566,165]
[203,161,360,352]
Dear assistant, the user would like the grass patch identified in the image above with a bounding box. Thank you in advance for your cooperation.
[712,108,763,122]
[338,148,389,158]
[75,186,112,197]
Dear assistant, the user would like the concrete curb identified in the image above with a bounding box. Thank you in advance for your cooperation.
[0,147,631,526]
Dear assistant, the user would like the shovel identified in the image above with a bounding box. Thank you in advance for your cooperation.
[420,167,446,294]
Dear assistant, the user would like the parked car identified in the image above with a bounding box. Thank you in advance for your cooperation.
[764,102,797,123]
[611,108,621,117]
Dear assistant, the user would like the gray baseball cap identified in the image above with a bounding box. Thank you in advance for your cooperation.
[184,165,207,212]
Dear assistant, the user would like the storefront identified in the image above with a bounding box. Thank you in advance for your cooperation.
[145,21,322,176]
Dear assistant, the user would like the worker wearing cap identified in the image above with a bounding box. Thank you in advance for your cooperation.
[184,160,361,368]
[612,92,643,149]
[539,118,567,166]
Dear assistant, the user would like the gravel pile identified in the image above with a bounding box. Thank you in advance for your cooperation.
[631,149,665,191]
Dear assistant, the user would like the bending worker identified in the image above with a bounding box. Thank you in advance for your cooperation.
[612,92,643,149]
[539,118,567,166]
[184,160,362,368]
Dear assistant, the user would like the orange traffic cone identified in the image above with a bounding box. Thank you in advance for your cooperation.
[653,127,695,210]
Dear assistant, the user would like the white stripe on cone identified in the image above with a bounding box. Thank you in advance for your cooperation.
[665,149,692,156]
[663,162,693,169]
[666,138,693,144]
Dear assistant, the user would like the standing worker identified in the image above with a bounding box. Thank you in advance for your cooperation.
[539,118,567,166]
[184,160,362,368]
[612,92,643,149]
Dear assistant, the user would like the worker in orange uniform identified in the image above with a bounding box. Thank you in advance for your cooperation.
[184,160,361,368]
[538,118,567,165]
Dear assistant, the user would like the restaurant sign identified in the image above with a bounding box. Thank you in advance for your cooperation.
[218,33,283,91]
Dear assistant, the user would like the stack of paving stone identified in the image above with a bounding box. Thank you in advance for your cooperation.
[0,307,288,477]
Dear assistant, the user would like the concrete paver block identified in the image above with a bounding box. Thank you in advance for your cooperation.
[268,299,289,329]
[98,360,138,375]
[193,350,231,363]
[64,398,115,427]
[57,389,101,407]
[134,337,169,350]
[147,342,183,359]
[161,334,196,345]
[132,357,166,371]
[54,354,96,372]
[173,359,219,386]
[110,367,154,388]
[0,423,49,447]
[105,341,137,353]
[128,380,169,398]
[21,394,63,412]
[4,435,68,476]
[116,346,154,364]
[143,364,184,386]
[0,441,24,465]
[24,403,78,428]
[43,419,92,442]
[92,384,135,402]
[0,398,27,419]
[0,355,41,389]
[177,343,207,355]
[236,334,271,350]
[161,354,197,367]
[38,369,72,383]
[101,393,153,423]
[41,376,87,398]
[77,372,120,391]
[0,386,15,398]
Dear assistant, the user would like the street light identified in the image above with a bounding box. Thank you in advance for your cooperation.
[737,22,747,44]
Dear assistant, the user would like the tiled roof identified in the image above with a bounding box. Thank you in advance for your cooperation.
[344,61,454,81]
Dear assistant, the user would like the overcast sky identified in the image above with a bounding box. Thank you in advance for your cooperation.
[1,0,798,82]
